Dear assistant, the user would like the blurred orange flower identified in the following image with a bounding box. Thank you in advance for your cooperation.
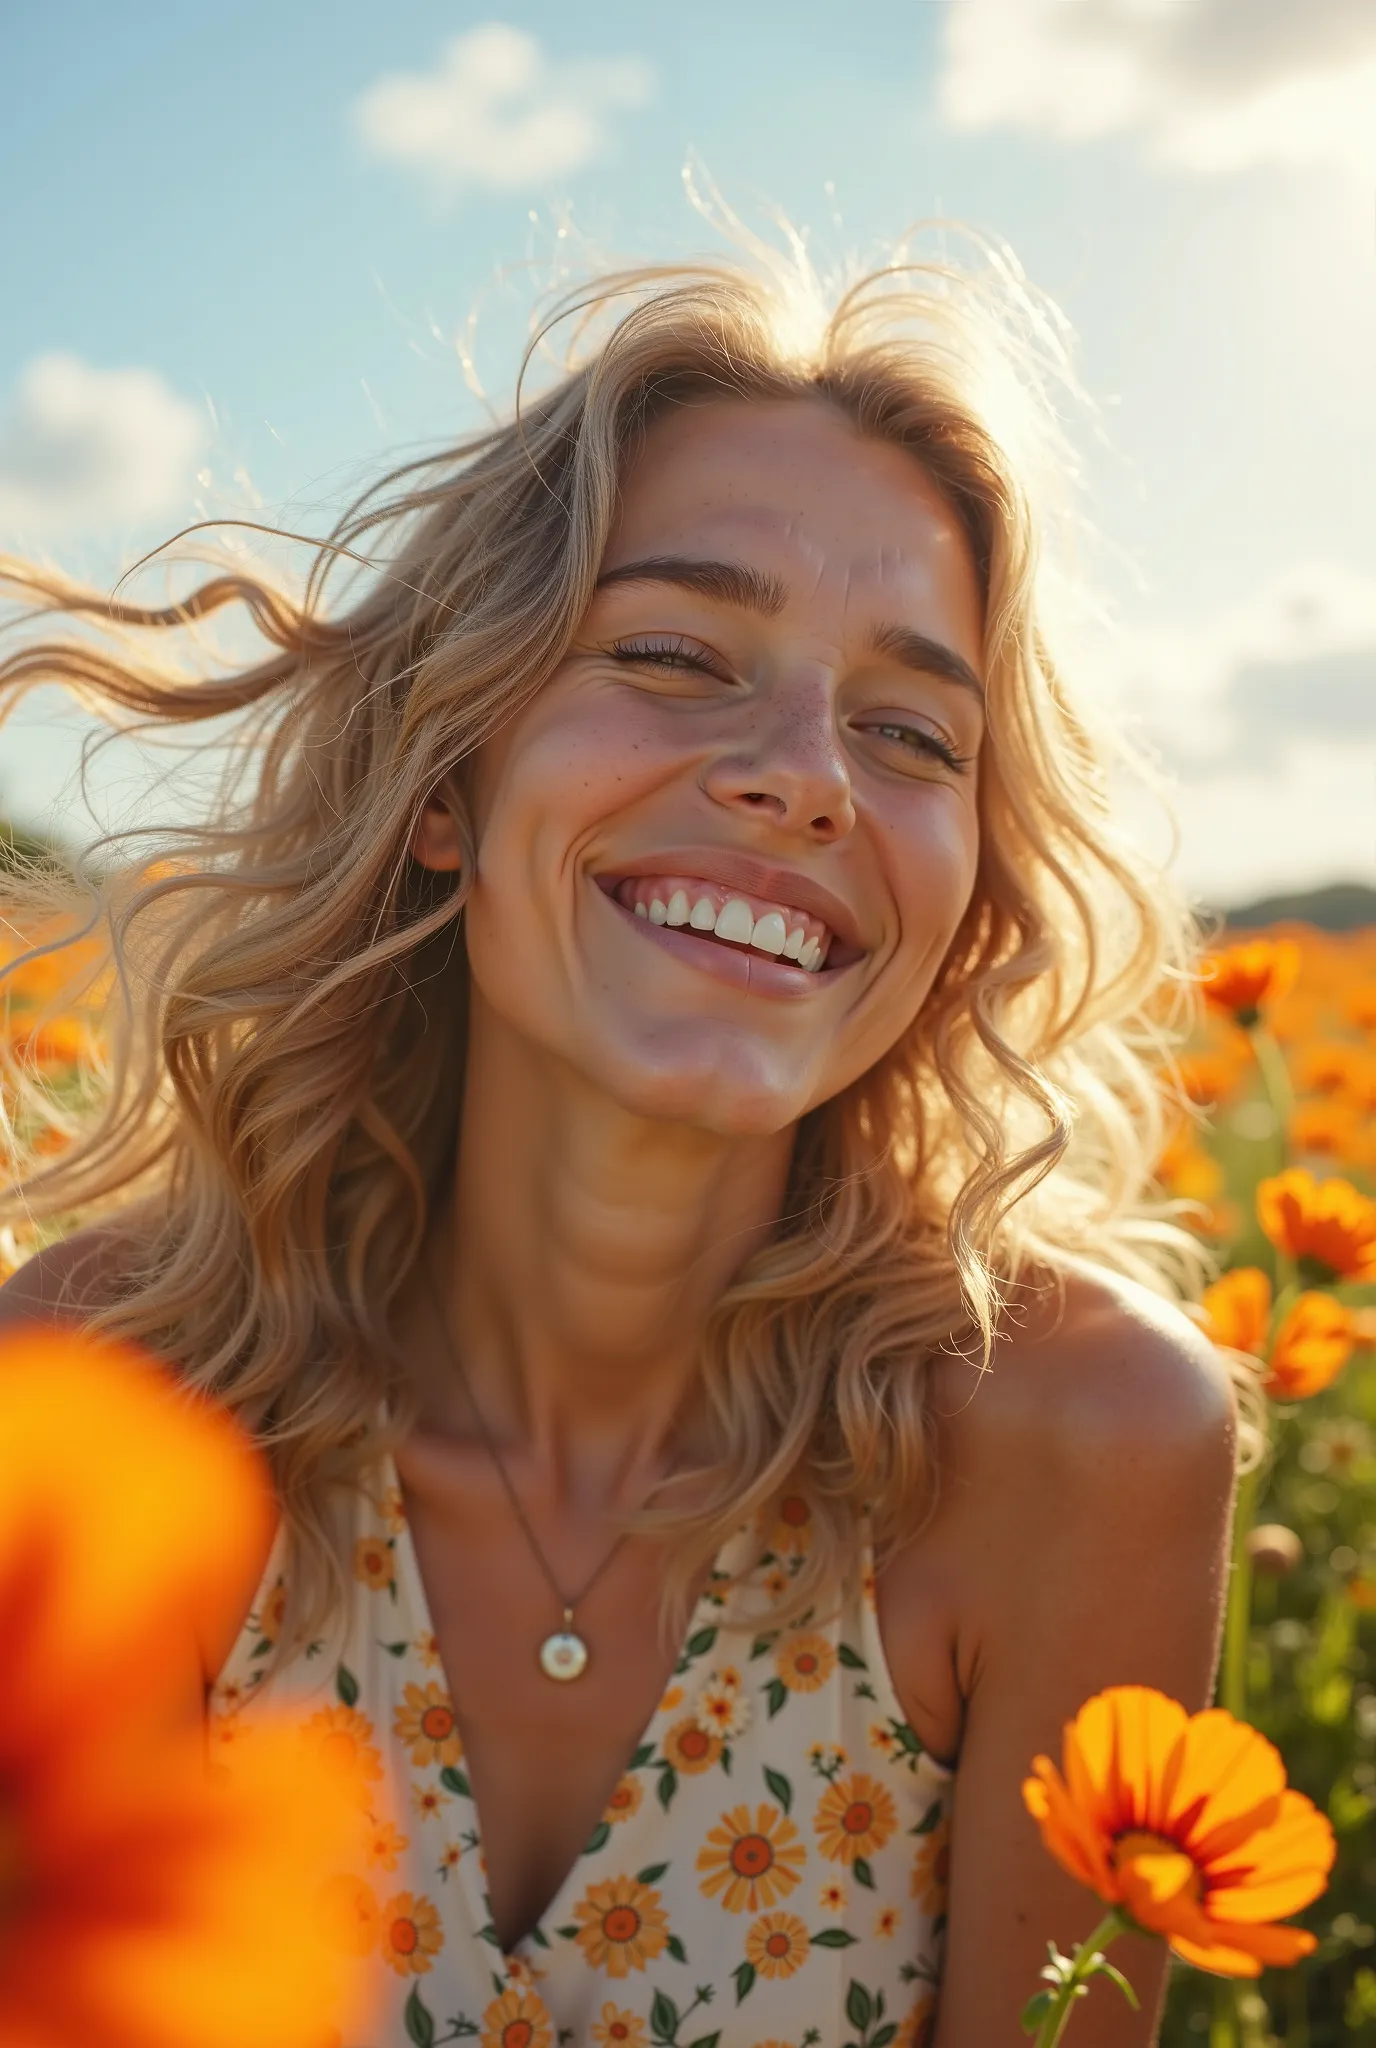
[1266,1294,1355,1400]
[1173,1049,1249,1108]
[1257,1169,1376,1284]
[1199,1268,1270,1356]
[0,1326,375,2048]
[1200,940,1300,1027]
[1343,983,1376,1032]
[1289,1098,1362,1161]
[4,1015,97,1070]
[1023,1686,1334,1976]
[1293,1042,1367,1098]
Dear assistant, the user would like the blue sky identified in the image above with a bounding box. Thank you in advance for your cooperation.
[3,0,1375,903]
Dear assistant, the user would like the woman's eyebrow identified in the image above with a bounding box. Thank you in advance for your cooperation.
[594,554,788,617]
[594,553,983,701]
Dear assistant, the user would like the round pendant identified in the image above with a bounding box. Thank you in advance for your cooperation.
[539,1629,589,1682]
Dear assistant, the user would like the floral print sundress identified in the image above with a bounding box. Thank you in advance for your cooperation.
[211,1453,954,2048]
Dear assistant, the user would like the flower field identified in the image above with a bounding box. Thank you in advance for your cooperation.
[3,901,1376,2046]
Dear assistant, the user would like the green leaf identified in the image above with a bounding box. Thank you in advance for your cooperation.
[630,1743,655,1770]
[734,1960,757,2003]
[666,1932,689,1963]
[749,1632,779,1660]
[379,1638,409,1657]
[657,1766,679,1811]
[845,1980,873,2032]
[763,1766,793,1814]
[335,1663,359,1708]
[910,1799,942,1836]
[583,1821,611,1856]
[765,1678,789,1718]
[637,1862,670,1885]
[440,1765,470,1797]
[1085,1957,1140,2010]
[1020,1988,1055,2032]
[250,1634,273,1658]
[837,1642,867,1670]
[650,1989,680,2040]
[530,1924,551,1947]
[686,2035,721,2048]
[555,1923,579,1940]
[870,2028,898,2048]
[812,1927,859,1947]
[852,1856,875,1890]
[683,1625,719,1661]
[404,1985,435,2048]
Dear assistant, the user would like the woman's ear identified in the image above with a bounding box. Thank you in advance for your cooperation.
[409,790,465,872]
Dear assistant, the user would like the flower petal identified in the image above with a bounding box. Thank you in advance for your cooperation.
[1022,1760,1116,1898]
[1162,1709,1284,1861]
[1203,1791,1336,1922]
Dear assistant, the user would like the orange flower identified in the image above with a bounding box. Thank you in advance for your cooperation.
[697,1802,807,1912]
[661,1716,724,1774]
[775,1631,837,1693]
[1173,1049,1248,1107]
[5,1015,96,1069]
[301,1702,385,1803]
[604,1774,643,1825]
[1289,1098,1363,1160]
[770,1492,814,1557]
[1266,1293,1354,1399]
[910,1815,950,1916]
[591,2006,647,2046]
[480,1984,554,2048]
[353,1534,393,1591]
[393,1680,464,1767]
[1200,939,1300,1025]
[745,1910,811,1978]
[814,1772,899,1866]
[570,1873,671,1976]
[378,1890,444,1976]
[1257,1169,1376,1283]
[1294,1041,1367,1097]
[364,1818,410,1872]
[1198,1268,1271,1355]
[1023,1685,1334,1975]
[1343,983,1376,1032]
[0,1327,376,2047]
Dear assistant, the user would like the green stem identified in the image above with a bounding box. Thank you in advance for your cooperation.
[1210,1976,1238,2048]
[1248,1025,1292,1176]
[1285,1965,1309,2047]
[1220,1464,1261,1720]
[1032,1910,1131,2048]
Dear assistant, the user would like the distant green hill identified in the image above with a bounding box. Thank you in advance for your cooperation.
[1221,881,1376,933]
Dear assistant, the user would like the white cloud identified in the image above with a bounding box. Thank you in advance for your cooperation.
[0,352,206,537]
[1094,561,1376,900]
[940,0,1376,176]
[353,23,653,192]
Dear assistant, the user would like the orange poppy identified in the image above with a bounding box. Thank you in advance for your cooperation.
[1172,1048,1249,1108]
[0,1326,376,2047]
[1294,1041,1367,1098]
[1266,1293,1354,1399]
[1289,1098,1363,1161]
[1200,939,1300,1025]
[1198,1268,1270,1356]
[1257,1169,1376,1283]
[1343,983,1376,1032]
[1023,1685,1334,1976]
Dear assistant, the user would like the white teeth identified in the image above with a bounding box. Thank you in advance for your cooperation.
[634,900,648,918]
[782,926,805,960]
[666,889,690,926]
[714,898,756,945]
[689,895,717,931]
[751,910,787,955]
[648,898,668,924]
[798,937,822,971]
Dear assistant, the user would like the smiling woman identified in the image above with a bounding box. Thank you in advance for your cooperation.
[0,241,1238,2046]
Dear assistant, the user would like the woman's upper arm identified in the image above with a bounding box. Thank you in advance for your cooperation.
[930,1291,1238,2048]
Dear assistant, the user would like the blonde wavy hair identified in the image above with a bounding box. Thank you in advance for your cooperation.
[0,229,1211,1666]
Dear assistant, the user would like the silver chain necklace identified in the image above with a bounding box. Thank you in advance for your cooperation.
[419,1257,632,1682]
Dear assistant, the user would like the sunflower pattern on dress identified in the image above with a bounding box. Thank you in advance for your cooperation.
[212,1466,954,2048]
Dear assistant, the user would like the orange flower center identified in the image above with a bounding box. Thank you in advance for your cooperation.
[779,1496,810,1526]
[608,2027,631,2042]
[1113,1843,1195,1900]
[765,1930,792,1957]
[677,1727,709,1760]
[321,1732,358,1769]
[609,1786,633,1809]
[730,1833,775,1877]
[842,1802,874,1836]
[421,1704,455,1741]
[503,2023,534,2048]
[602,1904,641,1943]
[796,1653,818,1675]
[390,1916,419,1955]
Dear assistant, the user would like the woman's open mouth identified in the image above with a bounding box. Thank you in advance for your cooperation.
[593,871,866,995]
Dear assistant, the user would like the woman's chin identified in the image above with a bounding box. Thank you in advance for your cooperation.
[575,1024,820,1138]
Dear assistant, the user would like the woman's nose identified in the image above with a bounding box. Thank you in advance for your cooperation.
[699,679,856,843]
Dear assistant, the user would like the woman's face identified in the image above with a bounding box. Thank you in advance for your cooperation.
[457,395,985,1135]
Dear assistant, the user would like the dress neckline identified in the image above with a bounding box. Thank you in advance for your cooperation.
[382,1443,743,1959]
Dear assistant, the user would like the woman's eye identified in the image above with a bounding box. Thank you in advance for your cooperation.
[866,721,973,774]
[608,636,725,679]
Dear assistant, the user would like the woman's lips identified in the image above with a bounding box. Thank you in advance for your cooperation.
[596,881,859,999]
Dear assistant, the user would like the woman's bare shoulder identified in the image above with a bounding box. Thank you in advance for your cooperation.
[0,1224,135,1334]
[930,1260,1237,1474]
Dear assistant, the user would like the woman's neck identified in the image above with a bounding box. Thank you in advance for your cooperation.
[410,994,796,1509]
